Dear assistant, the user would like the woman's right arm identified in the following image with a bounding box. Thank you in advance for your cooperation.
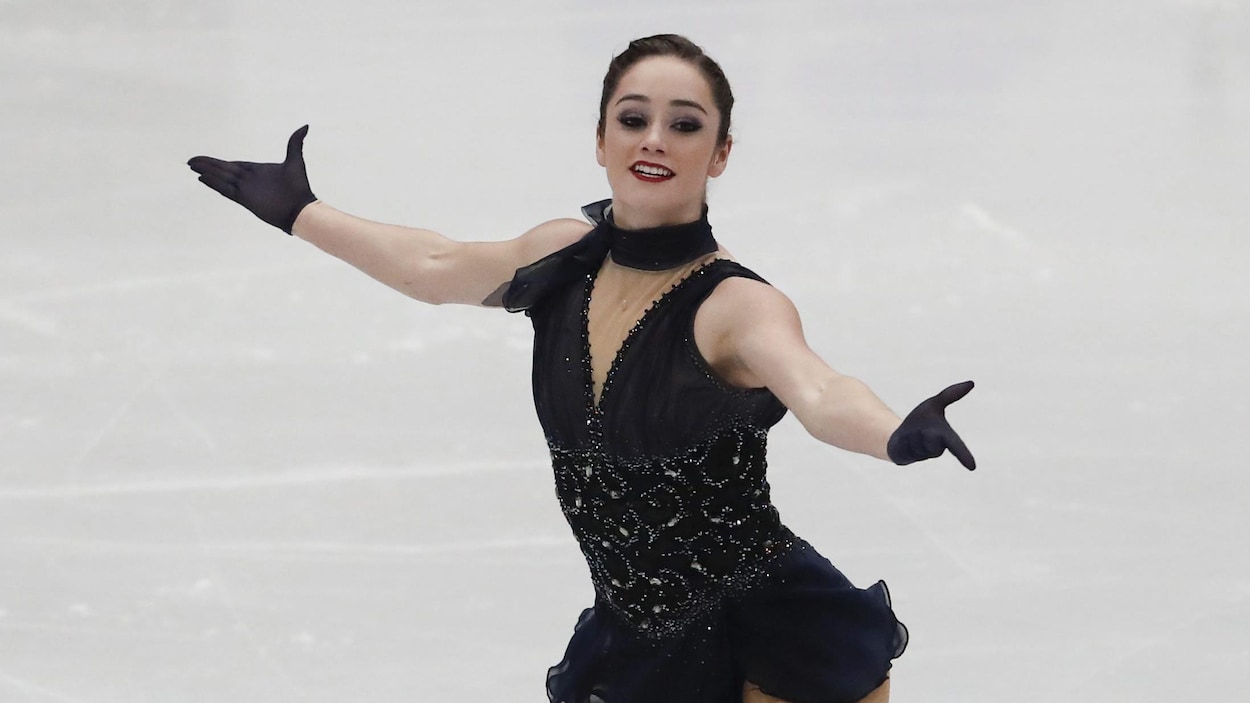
[293,203,591,306]
[188,125,591,307]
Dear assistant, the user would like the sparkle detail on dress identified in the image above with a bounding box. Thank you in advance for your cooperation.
[550,427,798,639]
[586,260,717,413]
[547,261,798,639]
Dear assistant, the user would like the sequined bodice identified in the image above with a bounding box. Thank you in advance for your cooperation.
[518,248,797,638]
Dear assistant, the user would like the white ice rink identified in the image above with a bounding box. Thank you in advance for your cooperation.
[2,1,1248,701]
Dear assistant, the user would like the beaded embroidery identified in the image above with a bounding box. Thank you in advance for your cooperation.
[546,261,798,639]
[551,426,798,639]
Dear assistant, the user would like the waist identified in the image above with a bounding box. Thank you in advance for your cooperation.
[585,519,799,639]
[548,427,793,638]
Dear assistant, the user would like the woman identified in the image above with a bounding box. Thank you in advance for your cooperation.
[188,34,974,703]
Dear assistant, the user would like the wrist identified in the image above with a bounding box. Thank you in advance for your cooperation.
[290,200,326,239]
[885,427,905,465]
[883,420,903,463]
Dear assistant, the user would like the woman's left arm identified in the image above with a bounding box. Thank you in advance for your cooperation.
[697,278,975,469]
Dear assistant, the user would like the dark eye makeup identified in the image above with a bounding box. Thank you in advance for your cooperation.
[617,113,646,130]
[615,112,705,134]
[672,118,703,133]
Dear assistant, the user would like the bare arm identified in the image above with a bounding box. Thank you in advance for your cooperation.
[696,278,900,459]
[187,125,591,307]
[292,203,591,306]
[697,277,976,468]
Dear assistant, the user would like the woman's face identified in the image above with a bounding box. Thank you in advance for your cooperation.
[597,55,732,229]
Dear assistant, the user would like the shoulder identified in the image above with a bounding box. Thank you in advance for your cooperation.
[695,264,806,356]
[523,217,595,238]
[699,265,801,329]
[494,217,599,312]
[515,217,595,262]
[692,263,808,389]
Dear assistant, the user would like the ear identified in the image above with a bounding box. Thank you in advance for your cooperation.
[707,135,733,178]
[596,130,606,168]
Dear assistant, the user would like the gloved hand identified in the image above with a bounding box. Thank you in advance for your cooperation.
[187,125,317,234]
[887,380,976,470]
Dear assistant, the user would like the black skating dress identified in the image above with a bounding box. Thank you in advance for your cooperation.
[505,201,907,703]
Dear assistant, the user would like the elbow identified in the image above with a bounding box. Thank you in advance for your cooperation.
[796,411,837,448]
[790,375,861,447]
[788,391,834,445]
[398,241,456,304]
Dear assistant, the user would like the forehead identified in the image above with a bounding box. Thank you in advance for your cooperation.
[610,55,716,108]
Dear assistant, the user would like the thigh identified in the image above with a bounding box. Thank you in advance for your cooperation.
[742,678,890,703]
[742,680,788,703]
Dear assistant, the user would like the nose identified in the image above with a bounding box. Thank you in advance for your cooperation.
[640,121,666,153]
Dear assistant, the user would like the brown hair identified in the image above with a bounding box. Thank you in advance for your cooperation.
[598,34,734,146]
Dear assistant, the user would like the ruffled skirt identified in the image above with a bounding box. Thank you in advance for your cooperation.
[547,541,908,703]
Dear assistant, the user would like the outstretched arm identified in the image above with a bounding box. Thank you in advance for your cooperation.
[696,277,976,469]
[291,203,589,306]
[187,126,591,306]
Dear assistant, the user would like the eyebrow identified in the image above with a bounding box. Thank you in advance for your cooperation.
[615,94,708,115]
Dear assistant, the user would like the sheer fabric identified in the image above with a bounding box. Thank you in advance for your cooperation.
[508,204,907,703]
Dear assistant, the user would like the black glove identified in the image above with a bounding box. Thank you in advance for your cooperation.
[187,125,317,234]
[887,380,977,470]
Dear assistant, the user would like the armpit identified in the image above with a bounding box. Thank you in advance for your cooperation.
[480,279,512,307]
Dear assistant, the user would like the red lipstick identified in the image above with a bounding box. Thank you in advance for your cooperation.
[630,161,675,182]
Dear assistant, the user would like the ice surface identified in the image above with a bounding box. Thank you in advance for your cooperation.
[1,0,1248,700]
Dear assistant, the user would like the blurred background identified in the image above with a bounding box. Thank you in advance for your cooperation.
[1,0,1247,700]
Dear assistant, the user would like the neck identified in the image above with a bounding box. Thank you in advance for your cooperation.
[609,200,706,230]
[605,203,718,271]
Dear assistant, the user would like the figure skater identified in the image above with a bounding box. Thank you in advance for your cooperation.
[188,33,975,703]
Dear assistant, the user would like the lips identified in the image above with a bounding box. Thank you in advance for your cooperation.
[631,161,675,182]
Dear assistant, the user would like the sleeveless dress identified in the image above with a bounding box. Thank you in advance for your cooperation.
[506,203,907,703]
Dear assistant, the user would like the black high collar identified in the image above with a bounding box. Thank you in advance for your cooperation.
[603,203,718,271]
[501,200,720,312]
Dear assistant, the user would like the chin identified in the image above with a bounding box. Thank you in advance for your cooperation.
[611,183,701,222]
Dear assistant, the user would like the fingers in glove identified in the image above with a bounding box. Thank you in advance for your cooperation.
[187,126,315,234]
[196,172,241,202]
[187,157,246,183]
[944,429,976,471]
[187,155,230,174]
